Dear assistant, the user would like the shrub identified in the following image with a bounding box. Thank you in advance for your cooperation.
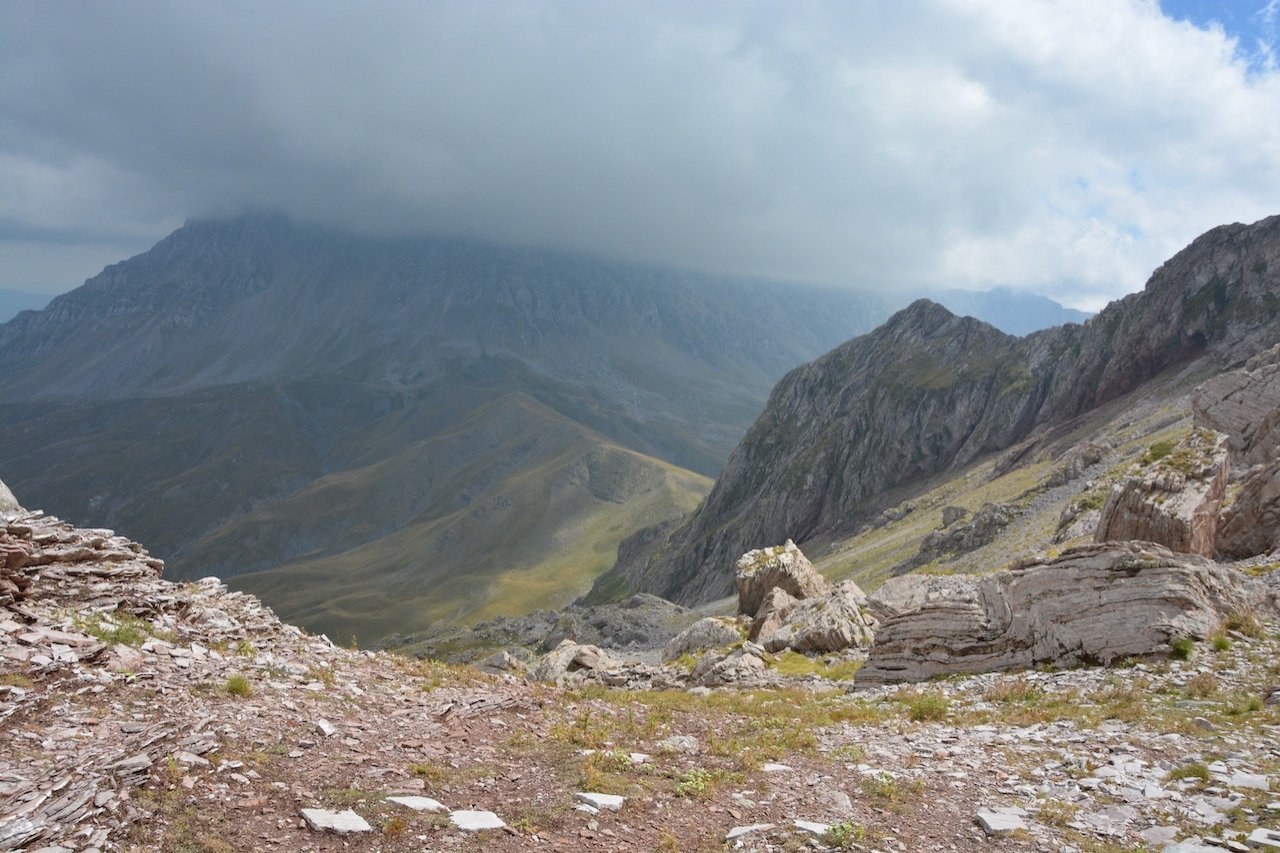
[224,674,253,698]
[1170,637,1195,660]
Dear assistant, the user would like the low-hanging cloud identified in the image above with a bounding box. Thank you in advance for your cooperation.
[2,0,1279,309]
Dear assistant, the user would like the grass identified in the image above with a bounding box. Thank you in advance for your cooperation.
[891,687,950,721]
[860,772,924,805]
[1211,634,1232,652]
[224,674,253,698]
[1170,637,1196,660]
[1167,762,1210,782]
[1139,440,1176,466]
[77,611,157,647]
[1035,798,1080,827]
[770,650,864,681]
[824,820,867,848]
[0,673,34,689]
[673,767,716,799]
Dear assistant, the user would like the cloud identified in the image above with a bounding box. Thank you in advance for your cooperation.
[1,1,1278,309]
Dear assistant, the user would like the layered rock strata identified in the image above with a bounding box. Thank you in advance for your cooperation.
[1094,429,1230,556]
[856,542,1266,686]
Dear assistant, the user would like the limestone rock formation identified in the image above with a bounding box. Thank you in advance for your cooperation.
[661,617,743,662]
[529,640,620,683]
[735,540,829,617]
[1216,460,1280,558]
[748,587,799,645]
[754,581,876,654]
[0,477,20,515]
[857,542,1265,685]
[690,641,768,687]
[1193,344,1280,465]
[1094,430,1230,556]
[909,503,1018,568]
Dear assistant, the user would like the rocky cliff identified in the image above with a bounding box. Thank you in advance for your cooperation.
[598,214,1280,605]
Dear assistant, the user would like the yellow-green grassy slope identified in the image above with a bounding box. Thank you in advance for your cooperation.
[229,395,710,645]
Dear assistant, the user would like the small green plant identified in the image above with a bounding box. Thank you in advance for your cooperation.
[1167,762,1210,782]
[306,666,336,687]
[1170,637,1196,660]
[1210,634,1232,652]
[1140,440,1176,466]
[903,690,950,722]
[674,767,714,799]
[0,673,34,689]
[1221,693,1263,716]
[830,744,866,762]
[78,612,152,647]
[234,640,256,657]
[1035,798,1080,827]
[824,820,867,848]
[224,674,253,698]
[861,771,923,804]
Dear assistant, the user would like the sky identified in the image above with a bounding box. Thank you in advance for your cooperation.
[1,1,1278,311]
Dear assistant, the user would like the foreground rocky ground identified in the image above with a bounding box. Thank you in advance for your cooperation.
[2,510,1279,852]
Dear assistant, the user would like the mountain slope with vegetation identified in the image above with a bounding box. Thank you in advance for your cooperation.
[595,214,1280,605]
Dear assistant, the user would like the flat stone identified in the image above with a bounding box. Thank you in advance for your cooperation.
[1226,772,1270,791]
[316,719,337,738]
[1141,826,1180,846]
[575,792,624,812]
[976,808,1027,835]
[385,796,447,813]
[761,762,793,773]
[1164,842,1222,853]
[300,808,372,834]
[1248,828,1280,849]
[449,810,505,831]
[726,823,776,840]
[793,819,830,835]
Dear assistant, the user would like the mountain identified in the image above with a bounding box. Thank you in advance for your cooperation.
[0,287,51,323]
[593,214,1280,605]
[0,214,1088,642]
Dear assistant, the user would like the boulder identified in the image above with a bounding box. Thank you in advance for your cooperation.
[917,503,1017,561]
[475,649,526,674]
[529,640,619,683]
[747,587,798,644]
[1095,430,1230,556]
[940,506,969,527]
[755,581,876,654]
[1216,460,1280,559]
[735,540,829,617]
[1193,344,1280,464]
[0,478,20,515]
[856,542,1264,685]
[691,641,768,686]
[661,616,743,662]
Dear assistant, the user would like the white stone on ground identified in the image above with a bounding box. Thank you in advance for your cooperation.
[726,823,775,840]
[1248,827,1280,849]
[449,810,505,831]
[761,762,792,773]
[385,796,447,813]
[793,819,829,835]
[315,718,336,737]
[575,792,625,811]
[300,808,372,834]
[975,807,1027,836]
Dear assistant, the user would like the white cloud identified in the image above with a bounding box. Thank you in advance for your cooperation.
[0,0,1277,308]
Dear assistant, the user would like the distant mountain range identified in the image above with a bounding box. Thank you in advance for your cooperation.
[0,288,51,323]
[0,214,1090,643]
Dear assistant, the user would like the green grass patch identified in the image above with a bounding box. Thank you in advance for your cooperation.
[769,650,864,681]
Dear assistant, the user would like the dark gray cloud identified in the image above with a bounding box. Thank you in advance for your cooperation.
[2,1,1279,308]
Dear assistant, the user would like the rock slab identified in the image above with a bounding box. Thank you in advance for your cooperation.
[857,542,1264,685]
[300,808,372,835]
[736,540,829,617]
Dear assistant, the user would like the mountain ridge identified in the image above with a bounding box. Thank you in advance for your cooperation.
[593,214,1280,605]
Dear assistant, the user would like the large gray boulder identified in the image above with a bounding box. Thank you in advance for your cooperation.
[755,580,876,654]
[1193,344,1280,465]
[735,540,829,617]
[1095,429,1230,556]
[661,617,743,662]
[530,640,619,683]
[856,542,1264,686]
[0,478,20,515]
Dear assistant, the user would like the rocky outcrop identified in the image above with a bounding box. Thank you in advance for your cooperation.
[753,581,876,654]
[1094,429,1230,556]
[0,477,20,515]
[908,503,1018,569]
[735,540,829,617]
[529,640,621,684]
[1193,344,1280,465]
[661,617,743,662]
[856,542,1265,685]
[596,214,1280,606]
[1216,460,1280,558]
